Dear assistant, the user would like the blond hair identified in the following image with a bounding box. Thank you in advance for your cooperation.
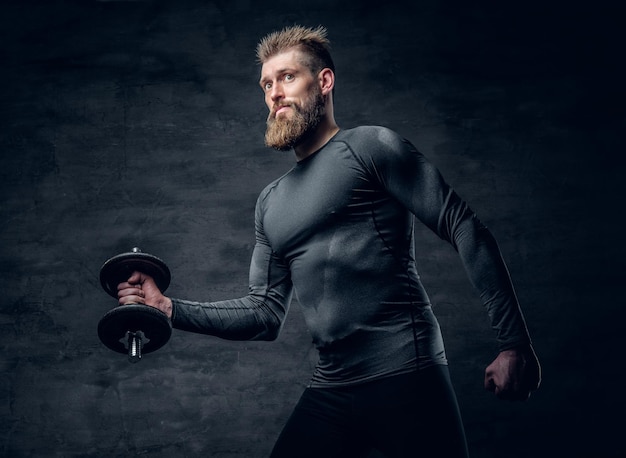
[256,25,335,75]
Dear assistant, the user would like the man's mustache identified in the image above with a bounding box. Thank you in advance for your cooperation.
[269,102,297,119]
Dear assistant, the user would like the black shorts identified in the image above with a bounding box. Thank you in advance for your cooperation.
[270,365,469,458]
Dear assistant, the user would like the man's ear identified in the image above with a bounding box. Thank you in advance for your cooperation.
[318,68,335,96]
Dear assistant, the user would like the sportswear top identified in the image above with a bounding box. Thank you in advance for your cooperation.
[171,126,531,387]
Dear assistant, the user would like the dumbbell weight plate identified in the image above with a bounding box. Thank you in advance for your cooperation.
[100,250,171,298]
[97,304,172,354]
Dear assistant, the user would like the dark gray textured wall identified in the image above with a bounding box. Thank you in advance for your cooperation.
[1,0,624,457]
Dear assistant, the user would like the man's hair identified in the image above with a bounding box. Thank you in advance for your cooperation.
[256,25,335,75]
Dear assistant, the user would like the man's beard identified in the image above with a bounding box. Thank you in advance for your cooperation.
[265,88,325,151]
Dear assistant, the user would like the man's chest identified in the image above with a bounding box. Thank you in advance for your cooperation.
[261,147,383,257]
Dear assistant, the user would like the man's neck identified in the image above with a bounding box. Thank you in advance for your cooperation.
[293,118,340,162]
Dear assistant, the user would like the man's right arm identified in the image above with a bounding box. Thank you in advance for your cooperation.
[118,240,293,341]
[117,193,294,342]
[170,240,293,341]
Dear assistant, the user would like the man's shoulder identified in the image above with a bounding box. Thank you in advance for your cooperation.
[336,125,413,159]
[339,125,401,143]
[338,125,409,150]
[256,166,295,208]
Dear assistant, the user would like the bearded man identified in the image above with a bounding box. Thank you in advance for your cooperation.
[117,25,541,458]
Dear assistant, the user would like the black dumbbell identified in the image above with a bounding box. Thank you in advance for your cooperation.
[98,247,172,363]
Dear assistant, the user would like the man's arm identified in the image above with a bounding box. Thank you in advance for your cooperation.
[170,240,293,341]
[366,127,541,399]
[117,240,293,341]
[117,195,294,342]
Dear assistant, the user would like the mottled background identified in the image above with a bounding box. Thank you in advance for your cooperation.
[1,0,624,457]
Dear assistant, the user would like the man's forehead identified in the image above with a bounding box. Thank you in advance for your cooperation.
[260,49,306,77]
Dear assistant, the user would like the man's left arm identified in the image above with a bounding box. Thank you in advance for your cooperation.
[436,184,542,400]
[372,128,541,400]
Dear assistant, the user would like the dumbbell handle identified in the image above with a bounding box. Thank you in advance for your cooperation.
[127,331,142,363]
[119,290,144,363]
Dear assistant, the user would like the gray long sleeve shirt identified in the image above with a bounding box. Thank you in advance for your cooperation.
[171,126,531,387]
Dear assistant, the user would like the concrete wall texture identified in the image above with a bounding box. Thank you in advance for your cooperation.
[1,0,624,457]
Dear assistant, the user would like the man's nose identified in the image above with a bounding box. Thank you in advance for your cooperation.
[270,82,283,102]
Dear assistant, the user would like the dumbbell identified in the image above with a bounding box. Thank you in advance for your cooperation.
[98,247,172,363]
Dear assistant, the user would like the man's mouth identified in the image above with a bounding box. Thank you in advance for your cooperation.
[273,104,293,117]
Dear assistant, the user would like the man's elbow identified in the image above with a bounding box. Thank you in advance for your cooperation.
[255,315,283,341]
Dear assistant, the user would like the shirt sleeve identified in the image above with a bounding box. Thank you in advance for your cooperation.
[362,127,531,350]
[170,194,294,341]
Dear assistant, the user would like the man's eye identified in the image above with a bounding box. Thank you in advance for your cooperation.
[264,82,272,91]
[284,74,294,81]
